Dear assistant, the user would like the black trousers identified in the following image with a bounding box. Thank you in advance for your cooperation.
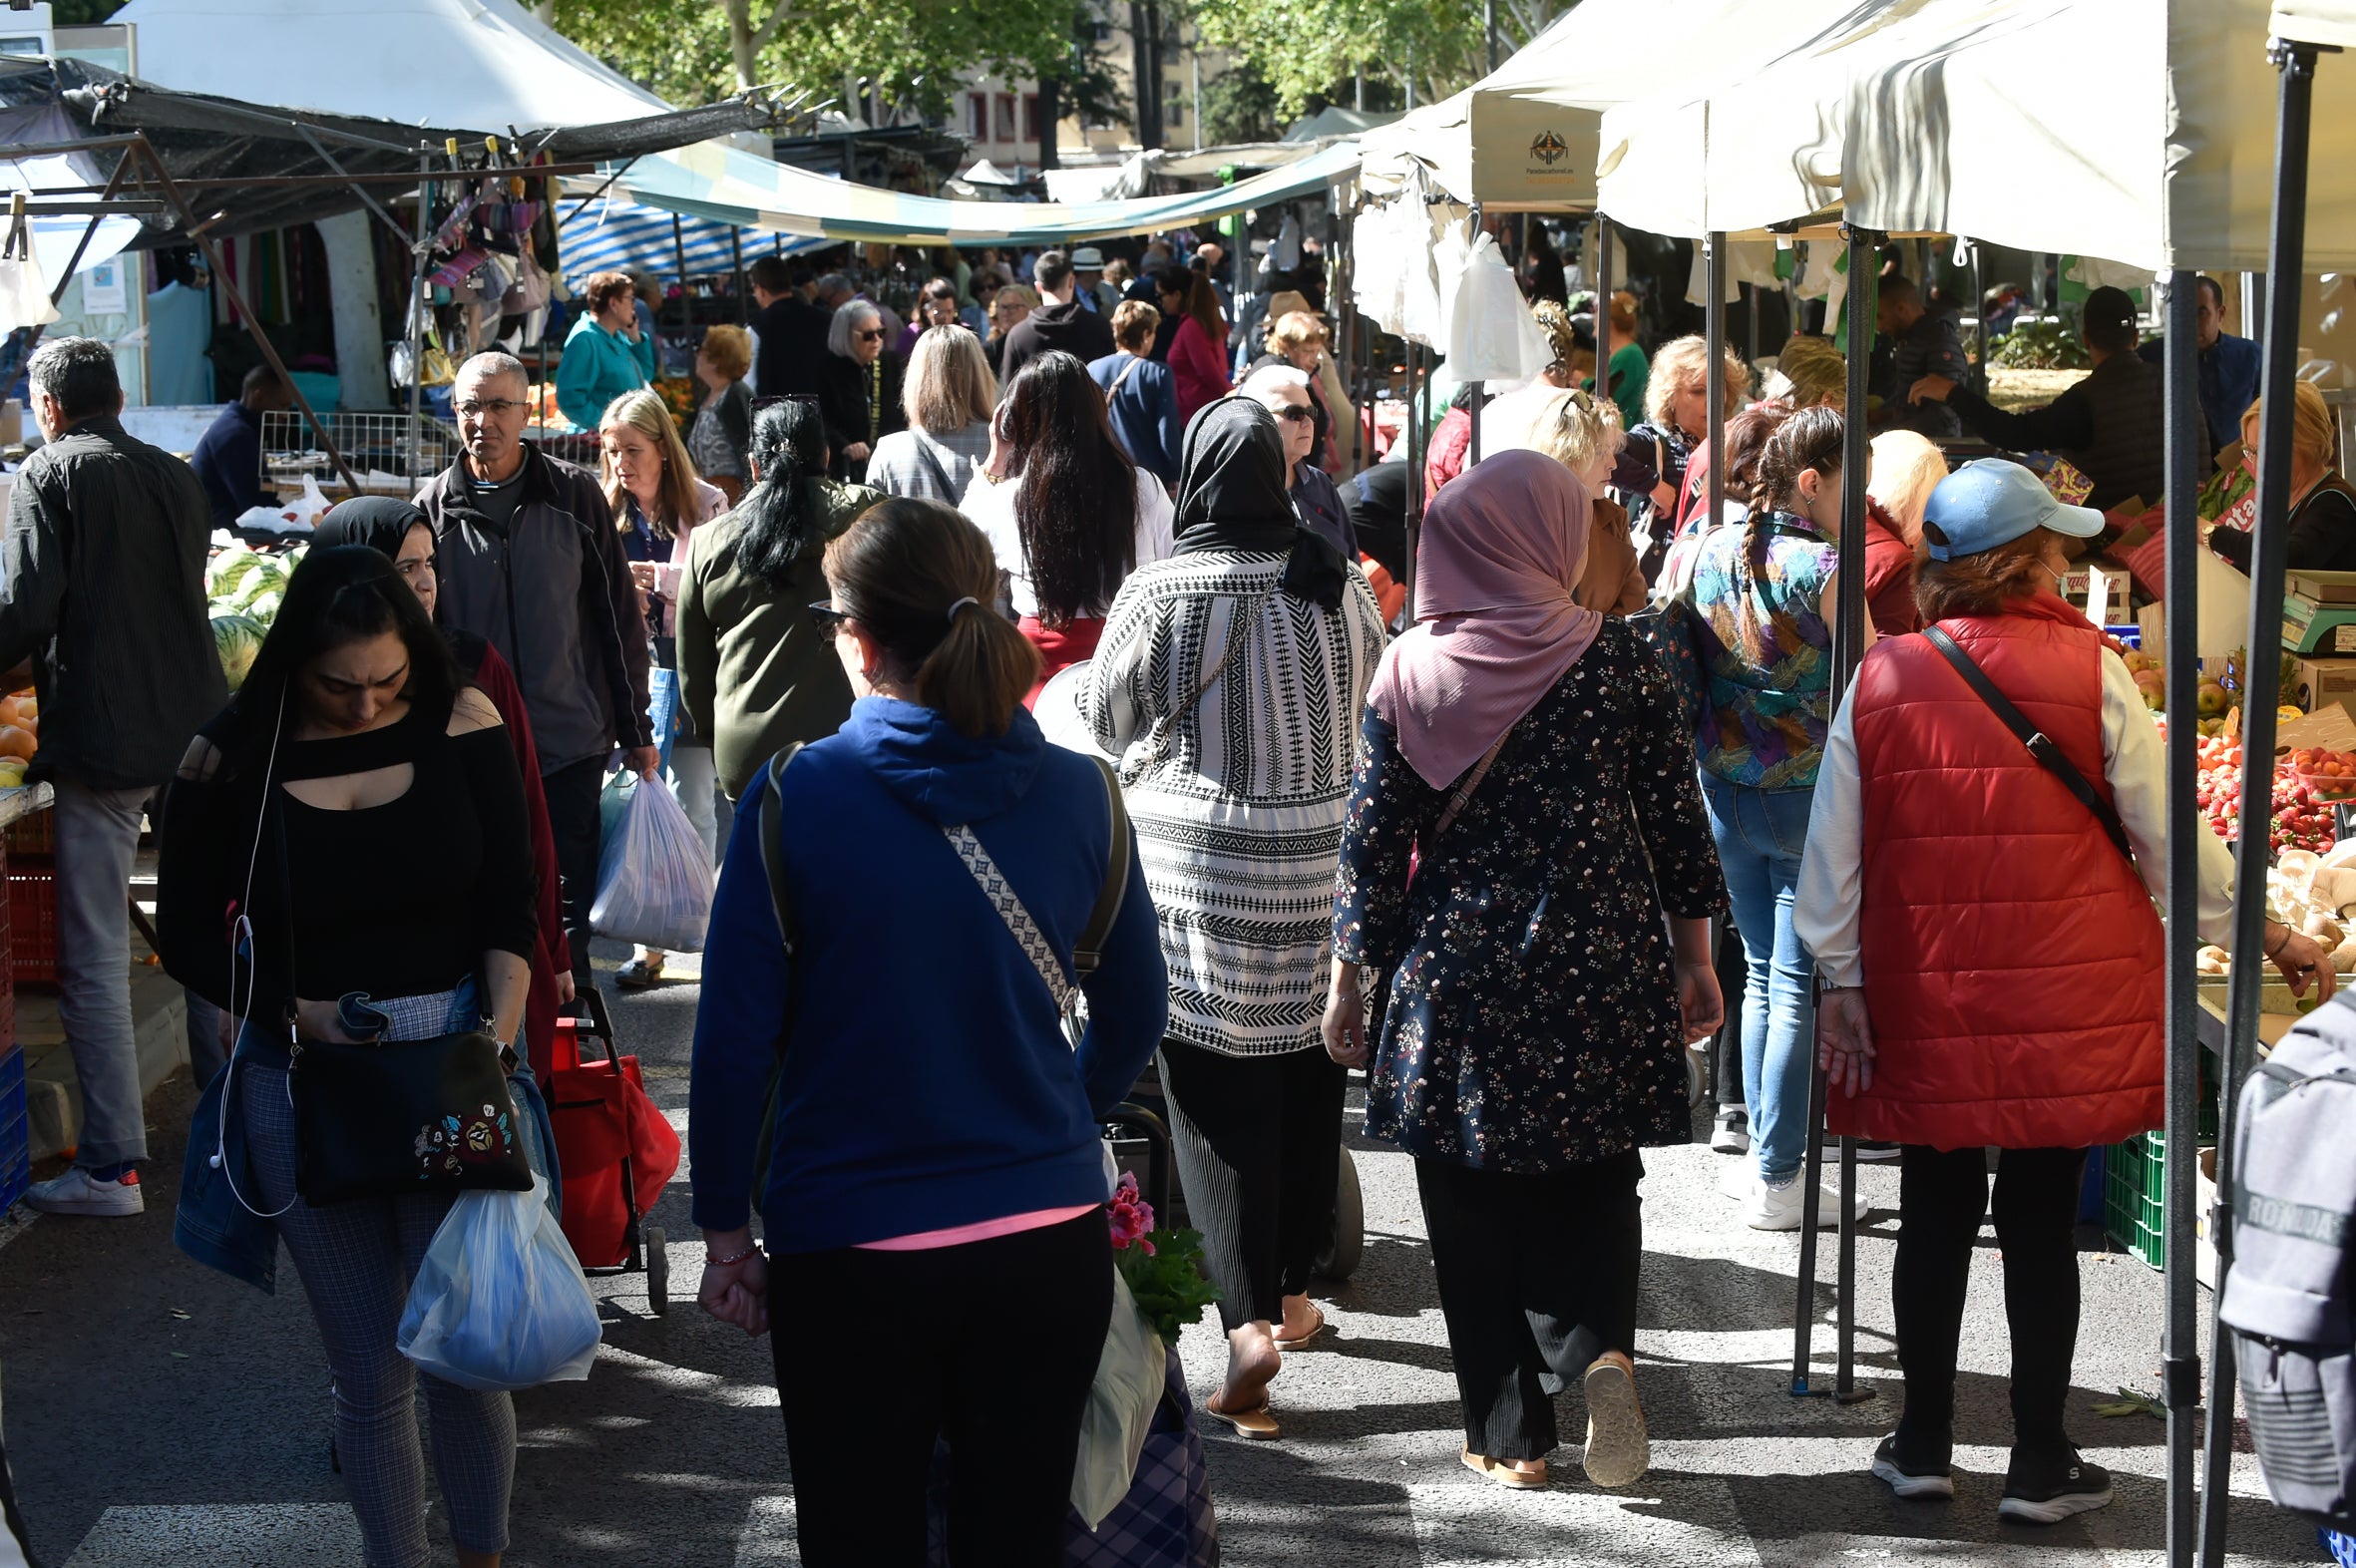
[541,755,605,988]
[1158,1039,1348,1332]
[768,1211,1112,1568]
[1891,1144,2087,1465]
[1415,1150,1644,1461]
[1713,921,1749,1111]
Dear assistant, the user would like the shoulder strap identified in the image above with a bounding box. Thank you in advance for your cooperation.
[1431,724,1513,841]
[758,742,807,955]
[1110,354,1145,395]
[1120,588,1274,786]
[1073,755,1130,979]
[1920,624,2134,862]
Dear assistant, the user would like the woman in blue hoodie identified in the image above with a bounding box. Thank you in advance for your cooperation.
[688,497,1169,1567]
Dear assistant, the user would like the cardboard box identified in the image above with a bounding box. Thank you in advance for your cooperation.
[2289,655,2356,712]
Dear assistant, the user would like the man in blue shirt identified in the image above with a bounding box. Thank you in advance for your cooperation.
[188,365,288,528]
[2139,274,2260,455]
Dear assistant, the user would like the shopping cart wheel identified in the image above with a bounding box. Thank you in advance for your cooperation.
[1314,1147,1364,1281]
[645,1225,668,1316]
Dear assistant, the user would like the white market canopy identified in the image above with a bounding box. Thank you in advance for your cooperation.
[108,0,670,132]
[1595,0,2356,271]
[599,138,1364,247]
[1362,0,1866,209]
[2271,0,2356,45]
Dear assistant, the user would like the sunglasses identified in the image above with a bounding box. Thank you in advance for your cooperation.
[806,599,853,633]
[1272,404,1315,424]
[855,328,888,342]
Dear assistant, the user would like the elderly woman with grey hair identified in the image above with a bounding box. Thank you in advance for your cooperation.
[816,296,907,485]
[1238,363,1355,558]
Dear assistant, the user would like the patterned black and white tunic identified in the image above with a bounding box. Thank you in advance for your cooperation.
[1083,550,1388,1056]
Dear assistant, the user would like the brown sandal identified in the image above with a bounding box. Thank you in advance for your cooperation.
[1274,1305,1328,1351]
[1202,1390,1281,1439]
[1461,1449,1549,1489]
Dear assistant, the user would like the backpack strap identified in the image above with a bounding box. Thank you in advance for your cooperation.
[1922,624,2135,863]
[1073,754,1130,980]
[757,742,807,955]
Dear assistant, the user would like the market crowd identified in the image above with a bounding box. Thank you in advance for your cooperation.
[0,229,2328,1568]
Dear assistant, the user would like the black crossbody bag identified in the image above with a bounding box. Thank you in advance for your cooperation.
[1921,624,2134,862]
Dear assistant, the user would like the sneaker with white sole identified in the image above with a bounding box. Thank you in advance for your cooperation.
[1739,1171,1870,1230]
[1580,1353,1649,1487]
[1871,1433,1955,1500]
[1998,1447,2112,1524]
[26,1164,144,1217]
[1711,1108,1751,1155]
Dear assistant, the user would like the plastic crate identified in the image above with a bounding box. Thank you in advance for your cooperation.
[2103,1090,2221,1270]
[0,1044,26,1215]
[3,806,52,858]
[8,853,55,986]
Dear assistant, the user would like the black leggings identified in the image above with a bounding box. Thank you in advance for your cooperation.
[768,1211,1112,1568]
[1158,1039,1348,1332]
[1891,1145,2088,1464]
[1416,1150,1645,1461]
[540,755,604,988]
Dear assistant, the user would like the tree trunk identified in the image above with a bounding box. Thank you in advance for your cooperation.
[724,0,760,91]
[1037,75,1061,170]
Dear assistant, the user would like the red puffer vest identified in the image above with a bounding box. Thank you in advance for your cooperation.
[1831,591,2162,1150]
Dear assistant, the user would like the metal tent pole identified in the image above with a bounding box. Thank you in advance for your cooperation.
[1404,337,1423,625]
[2160,266,2204,1568]
[1792,218,1876,1401]
[1467,207,1483,469]
[733,227,747,327]
[1594,213,1613,382]
[2197,36,2323,1568]
[406,149,432,454]
[1704,231,1726,531]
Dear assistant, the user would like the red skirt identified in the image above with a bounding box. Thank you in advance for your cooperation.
[1019,615,1105,708]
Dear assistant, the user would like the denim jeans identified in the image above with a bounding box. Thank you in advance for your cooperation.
[1699,774,1817,1183]
[54,778,157,1165]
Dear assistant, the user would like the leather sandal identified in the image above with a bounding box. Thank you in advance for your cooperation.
[1274,1304,1328,1351]
[1202,1390,1281,1439]
[1461,1449,1549,1489]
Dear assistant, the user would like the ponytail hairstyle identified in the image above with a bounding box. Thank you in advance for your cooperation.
[1750,403,1845,515]
[1001,350,1139,625]
[735,399,832,588]
[823,498,1040,738]
[1720,401,1794,508]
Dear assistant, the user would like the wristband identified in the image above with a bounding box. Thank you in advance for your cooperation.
[706,1245,759,1268]
[2264,922,2289,960]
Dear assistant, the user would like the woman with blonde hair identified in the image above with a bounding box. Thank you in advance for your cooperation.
[1614,333,1752,553]
[866,325,997,504]
[1864,429,1946,635]
[599,387,728,989]
[1525,387,1646,615]
[2207,381,2356,572]
[1258,305,1357,471]
[689,324,755,506]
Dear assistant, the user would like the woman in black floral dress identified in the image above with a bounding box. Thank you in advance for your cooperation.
[1324,451,1728,1492]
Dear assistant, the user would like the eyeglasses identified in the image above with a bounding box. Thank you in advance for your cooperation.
[1272,404,1315,424]
[855,328,888,343]
[806,600,853,633]
[456,398,526,419]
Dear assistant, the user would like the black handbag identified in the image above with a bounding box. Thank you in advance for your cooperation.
[260,784,533,1206]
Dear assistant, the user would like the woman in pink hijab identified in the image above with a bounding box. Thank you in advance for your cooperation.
[1323,450,1727,1492]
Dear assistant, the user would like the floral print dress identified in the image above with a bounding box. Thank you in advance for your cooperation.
[1333,622,1730,1174]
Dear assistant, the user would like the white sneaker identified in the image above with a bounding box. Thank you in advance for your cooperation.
[26,1164,144,1217]
[1740,1172,1869,1231]
[1719,1158,1756,1200]
[1710,1108,1751,1155]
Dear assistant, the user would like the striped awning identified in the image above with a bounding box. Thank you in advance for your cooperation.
[558,196,822,281]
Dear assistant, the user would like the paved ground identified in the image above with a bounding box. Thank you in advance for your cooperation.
[2,952,2332,1566]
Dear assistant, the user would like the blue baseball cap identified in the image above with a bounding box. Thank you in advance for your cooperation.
[1922,458,2106,561]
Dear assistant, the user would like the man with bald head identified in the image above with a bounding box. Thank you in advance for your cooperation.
[416,350,656,991]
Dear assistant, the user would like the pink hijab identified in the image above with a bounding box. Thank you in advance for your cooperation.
[1369,449,1601,789]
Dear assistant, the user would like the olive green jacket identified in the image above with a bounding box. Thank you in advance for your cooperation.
[678,479,882,798]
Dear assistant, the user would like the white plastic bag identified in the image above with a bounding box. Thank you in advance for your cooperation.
[1070,1268,1166,1529]
[589,772,715,952]
[397,1176,601,1392]
[1446,232,1552,383]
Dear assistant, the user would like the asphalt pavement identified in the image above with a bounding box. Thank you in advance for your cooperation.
[0,952,2332,1566]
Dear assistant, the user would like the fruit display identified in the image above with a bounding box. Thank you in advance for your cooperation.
[2107,636,2235,734]
[0,688,37,788]
[2194,735,2340,856]
[204,541,304,690]
[2288,746,2356,800]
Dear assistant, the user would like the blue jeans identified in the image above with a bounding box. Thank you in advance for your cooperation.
[1700,775,1817,1183]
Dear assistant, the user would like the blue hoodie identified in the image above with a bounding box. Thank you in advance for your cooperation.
[688,696,1168,1252]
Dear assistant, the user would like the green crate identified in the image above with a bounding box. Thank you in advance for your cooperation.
[2102,1081,2221,1270]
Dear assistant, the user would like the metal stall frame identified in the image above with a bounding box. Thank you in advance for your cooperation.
[2195,32,2333,1568]
[1789,219,1877,1405]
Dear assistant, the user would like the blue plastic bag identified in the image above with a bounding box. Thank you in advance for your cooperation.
[590,772,715,952]
[397,1176,601,1392]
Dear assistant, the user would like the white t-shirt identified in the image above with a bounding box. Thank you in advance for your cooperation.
[960,464,1176,620]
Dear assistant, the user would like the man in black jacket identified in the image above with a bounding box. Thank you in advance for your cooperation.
[747,254,829,399]
[5,337,226,1217]
[417,350,656,989]
[1910,286,2186,514]
[998,249,1114,382]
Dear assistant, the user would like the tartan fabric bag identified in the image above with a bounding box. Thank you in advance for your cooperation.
[926,1345,1220,1567]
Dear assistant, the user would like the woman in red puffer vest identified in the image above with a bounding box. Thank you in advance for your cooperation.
[1793,458,2333,1525]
